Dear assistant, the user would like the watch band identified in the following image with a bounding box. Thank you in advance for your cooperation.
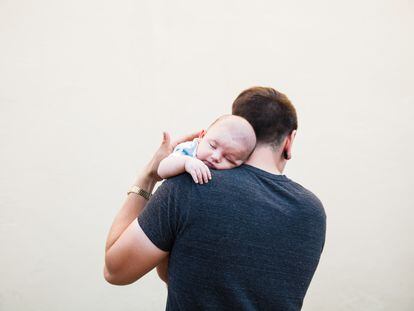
[127,185,152,200]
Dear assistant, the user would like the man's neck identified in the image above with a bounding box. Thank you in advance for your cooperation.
[244,144,286,175]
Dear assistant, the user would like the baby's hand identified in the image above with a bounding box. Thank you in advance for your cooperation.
[184,158,212,184]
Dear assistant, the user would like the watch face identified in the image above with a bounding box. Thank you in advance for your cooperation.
[138,188,150,200]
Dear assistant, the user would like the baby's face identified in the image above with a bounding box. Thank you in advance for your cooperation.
[196,123,253,170]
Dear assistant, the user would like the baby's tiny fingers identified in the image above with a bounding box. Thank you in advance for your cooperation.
[195,168,203,184]
[201,168,209,183]
[190,170,198,183]
[207,168,212,180]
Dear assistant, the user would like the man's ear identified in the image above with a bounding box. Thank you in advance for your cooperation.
[283,130,297,160]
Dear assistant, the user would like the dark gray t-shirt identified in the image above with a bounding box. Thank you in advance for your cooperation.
[138,164,326,310]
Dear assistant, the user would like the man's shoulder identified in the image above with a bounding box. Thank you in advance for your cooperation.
[158,169,243,199]
[160,167,325,216]
[161,173,194,189]
[164,166,246,185]
[287,179,326,219]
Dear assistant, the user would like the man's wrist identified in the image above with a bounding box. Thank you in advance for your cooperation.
[127,185,152,200]
[133,171,158,193]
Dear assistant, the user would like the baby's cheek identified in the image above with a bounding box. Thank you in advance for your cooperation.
[220,162,237,170]
[196,153,207,161]
[195,148,204,160]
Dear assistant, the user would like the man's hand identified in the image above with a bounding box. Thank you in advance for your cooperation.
[144,131,200,182]
[184,157,212,184]
[104,130,201,286]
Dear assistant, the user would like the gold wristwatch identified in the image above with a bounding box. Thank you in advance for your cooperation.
[127,185,152,200]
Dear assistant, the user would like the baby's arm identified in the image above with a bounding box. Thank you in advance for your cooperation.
[158,154,188,179]
[158,154,211,184]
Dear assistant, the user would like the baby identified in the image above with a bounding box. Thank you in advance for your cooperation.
[158,115,256,184]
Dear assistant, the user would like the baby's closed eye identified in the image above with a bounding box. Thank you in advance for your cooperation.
[225,157,236,165]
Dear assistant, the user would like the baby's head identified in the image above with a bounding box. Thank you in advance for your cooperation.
[196,115,256,170]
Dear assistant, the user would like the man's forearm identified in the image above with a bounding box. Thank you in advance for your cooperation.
[105,171,157,253]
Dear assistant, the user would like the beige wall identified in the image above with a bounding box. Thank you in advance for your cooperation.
[1,0,413,310]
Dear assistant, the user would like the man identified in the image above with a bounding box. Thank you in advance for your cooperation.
[104,87,326,310]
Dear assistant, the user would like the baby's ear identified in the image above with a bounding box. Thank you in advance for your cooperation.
[198,129,206,138]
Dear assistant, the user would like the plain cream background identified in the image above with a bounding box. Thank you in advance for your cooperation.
[1,0,413,310]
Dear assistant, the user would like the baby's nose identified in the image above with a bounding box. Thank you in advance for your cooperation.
[211,152,221,162]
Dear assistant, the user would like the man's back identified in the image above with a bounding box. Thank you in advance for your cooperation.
[138,164,326,310]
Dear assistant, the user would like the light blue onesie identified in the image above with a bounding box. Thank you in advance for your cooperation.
[173,138,200,158]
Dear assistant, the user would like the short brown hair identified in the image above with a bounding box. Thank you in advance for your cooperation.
[232,86,298,148]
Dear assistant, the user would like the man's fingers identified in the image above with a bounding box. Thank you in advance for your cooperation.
[172,131,200,148]
[162,132,171,146]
